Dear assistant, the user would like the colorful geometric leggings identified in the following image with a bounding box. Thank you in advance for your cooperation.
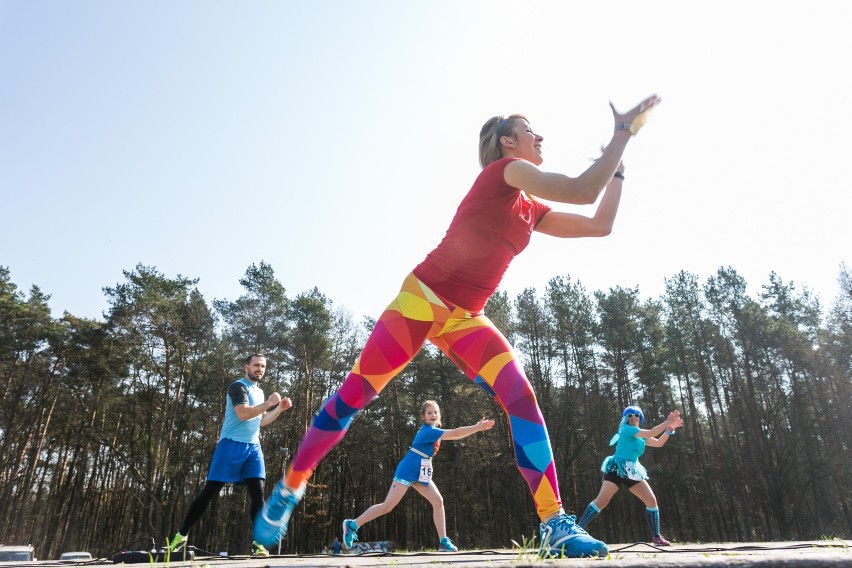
[285,272,562,520]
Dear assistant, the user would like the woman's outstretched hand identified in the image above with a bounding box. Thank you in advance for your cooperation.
[666,410,684,429]
[610,94,662,135]
[477,418,496,431]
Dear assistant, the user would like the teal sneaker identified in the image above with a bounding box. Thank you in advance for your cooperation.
[438,537,458,552]
[252,481,305,548]
[342,519,358,549]
[166,533,187,552]
[539,512,608,558]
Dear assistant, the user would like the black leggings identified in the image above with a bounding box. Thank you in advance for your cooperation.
[178,478,265,535]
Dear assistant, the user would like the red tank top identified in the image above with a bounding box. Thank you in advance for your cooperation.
[413,158,551,311]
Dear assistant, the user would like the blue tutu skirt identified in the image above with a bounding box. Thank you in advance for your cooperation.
[601,455,649,481]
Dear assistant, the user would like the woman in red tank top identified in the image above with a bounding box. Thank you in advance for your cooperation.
[256,95,661,558]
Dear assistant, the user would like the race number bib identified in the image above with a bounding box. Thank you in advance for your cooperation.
[624,461,643,481]
[418,458,433,483]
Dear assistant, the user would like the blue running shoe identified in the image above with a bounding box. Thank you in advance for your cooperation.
[438,537,458,552]
[253,481,305,548]
[342,519,358,549]
[539,512,608,558]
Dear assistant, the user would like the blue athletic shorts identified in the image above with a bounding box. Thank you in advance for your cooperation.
[208,438,265,482]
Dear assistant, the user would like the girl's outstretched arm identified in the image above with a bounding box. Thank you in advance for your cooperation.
[440,418,495,441]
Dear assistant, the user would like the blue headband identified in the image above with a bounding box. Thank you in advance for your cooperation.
[496,117,507,139]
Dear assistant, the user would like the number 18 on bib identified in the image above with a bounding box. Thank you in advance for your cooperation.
[418,459,433,483]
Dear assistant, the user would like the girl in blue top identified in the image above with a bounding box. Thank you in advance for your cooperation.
[342,400,494,552]
[578,406,682,546]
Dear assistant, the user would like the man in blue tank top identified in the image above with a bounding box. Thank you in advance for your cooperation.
[168,354,292,556]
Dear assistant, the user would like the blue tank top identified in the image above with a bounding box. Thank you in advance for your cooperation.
[219,377,266,444]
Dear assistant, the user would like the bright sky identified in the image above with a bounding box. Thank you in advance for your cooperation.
[2,1,850,323]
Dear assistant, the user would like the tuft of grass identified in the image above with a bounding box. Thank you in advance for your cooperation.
[511,534,543,563]
[818,536,849,551]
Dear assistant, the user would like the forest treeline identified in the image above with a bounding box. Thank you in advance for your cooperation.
[1,261,850,558]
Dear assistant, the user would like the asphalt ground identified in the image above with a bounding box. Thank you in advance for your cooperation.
[7,540,850,568]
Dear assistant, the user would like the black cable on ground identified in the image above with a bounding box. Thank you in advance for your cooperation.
[610,541,851,554]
